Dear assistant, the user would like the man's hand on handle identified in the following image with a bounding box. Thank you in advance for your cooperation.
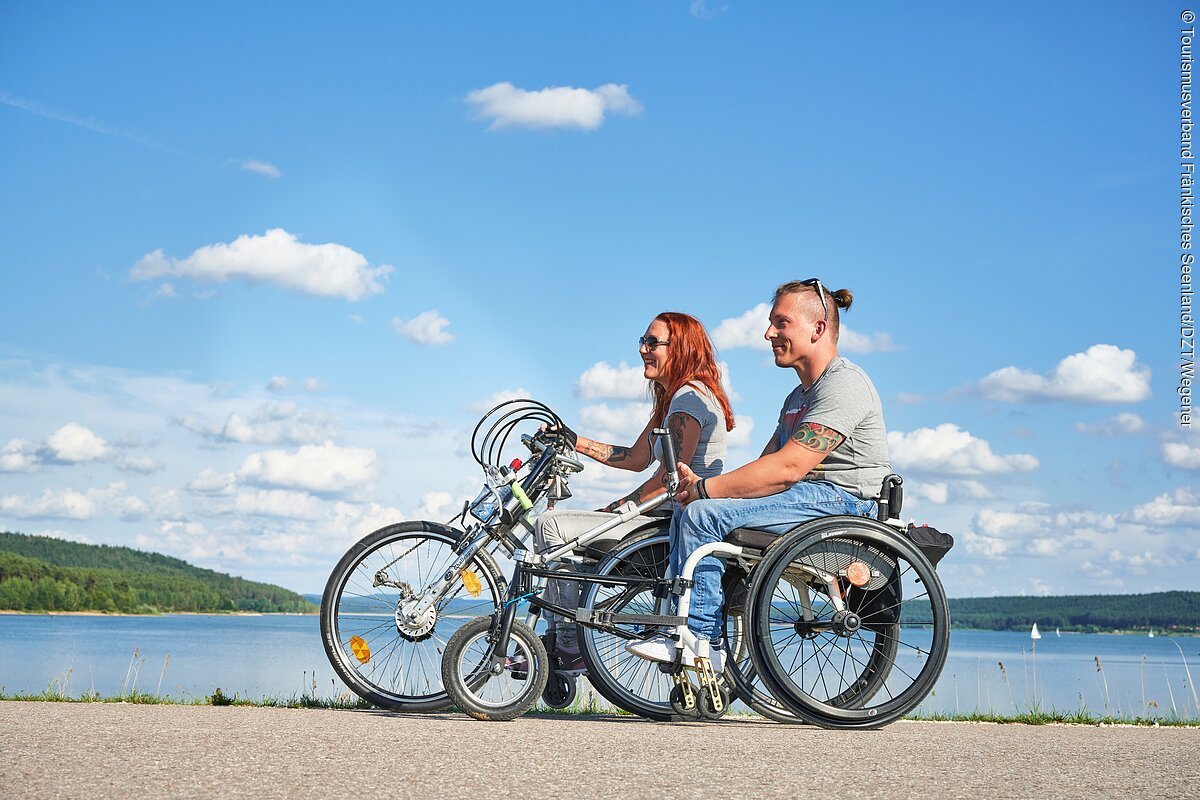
[674,463,701,506]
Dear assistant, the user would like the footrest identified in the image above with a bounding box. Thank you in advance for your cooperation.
[574,609,687,627]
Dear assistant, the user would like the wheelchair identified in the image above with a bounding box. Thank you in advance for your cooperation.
[575,474,952,729]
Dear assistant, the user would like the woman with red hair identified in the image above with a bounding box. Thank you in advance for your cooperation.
[534,311,736,674]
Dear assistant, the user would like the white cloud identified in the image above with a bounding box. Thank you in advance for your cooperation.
[978,344,1151,404]
[267,376,290,393]
[690,0,728,19]
[1075,412,1148,437]
[713,303,770,351]
[143,520,247,563]
[237,442,377,493]
[838,328,900,354]
[0,482,147,521]
[114,454,164,475]
[574,361,647,400]
[45,422,110,463]
[726,415,756,449]
[896,392,926,405]
[1,423,111,472]
[711,302,897,354]
[130,228,392,302]
[233,489,325,520]
[187,468,237,496]
[241,160,281,179]
[911,480,994,505]
[470,387,531,414]
[303,377,327,393]
[1126,487,1200,527]
[176,401,338,446]
[888,424,1039,476]
[578,402,654,443]
[1163,439,1200,469]
[466,82,643,131]
[392,310,453,346]
[0,439,41,472]
[415,491,455,520]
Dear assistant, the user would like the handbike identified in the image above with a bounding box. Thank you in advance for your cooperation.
[320,400,590,712]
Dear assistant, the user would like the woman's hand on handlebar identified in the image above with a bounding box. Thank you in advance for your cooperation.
[538,422,578,451]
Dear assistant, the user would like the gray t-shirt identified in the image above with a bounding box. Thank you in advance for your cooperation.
[773,357,890,501]
[652,382,728,480]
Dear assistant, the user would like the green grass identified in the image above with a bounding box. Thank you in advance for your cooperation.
[4,688,1198,725]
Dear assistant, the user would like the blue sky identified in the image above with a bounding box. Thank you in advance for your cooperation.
[0,2,1191,597]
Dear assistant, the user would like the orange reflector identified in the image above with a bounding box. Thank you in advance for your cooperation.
[460,568,482,597]
[349,635,371,664]
[845,561,872,587]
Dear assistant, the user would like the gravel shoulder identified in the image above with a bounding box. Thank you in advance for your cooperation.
[1,701,1198,799]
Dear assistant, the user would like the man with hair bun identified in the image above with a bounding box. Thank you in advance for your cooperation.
[627,279,890,670]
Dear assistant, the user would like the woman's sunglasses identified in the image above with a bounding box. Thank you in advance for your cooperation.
[638,336,670,349]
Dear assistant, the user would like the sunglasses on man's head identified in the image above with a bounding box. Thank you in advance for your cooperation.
[638,336,670,349]
[800,277,829,321]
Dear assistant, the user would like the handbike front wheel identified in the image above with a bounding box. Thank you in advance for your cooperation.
[441,616,548,722]
[320,521,505,712]
[748,517,950,730]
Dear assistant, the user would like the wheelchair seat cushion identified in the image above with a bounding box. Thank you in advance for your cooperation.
[724,526,780,551]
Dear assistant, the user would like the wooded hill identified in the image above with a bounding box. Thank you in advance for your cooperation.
[0,531,316,614]
[947,591,1200,633]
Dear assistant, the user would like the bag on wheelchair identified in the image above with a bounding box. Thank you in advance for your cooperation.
[846,524,954,629]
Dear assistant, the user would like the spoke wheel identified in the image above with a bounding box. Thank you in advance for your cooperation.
[320,522,505,712]
[724,602,802,724]
[442,616,548,721]
[577,528,690,721]
[748,517,949,730]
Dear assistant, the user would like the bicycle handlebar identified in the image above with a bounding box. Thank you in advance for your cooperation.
[652,427,680,496]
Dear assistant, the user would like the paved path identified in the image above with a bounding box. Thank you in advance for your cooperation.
[1,701,1197,799]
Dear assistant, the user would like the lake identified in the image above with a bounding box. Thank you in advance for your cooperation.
[1,614,1197,718]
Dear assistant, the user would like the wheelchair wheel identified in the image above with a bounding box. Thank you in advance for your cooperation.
[723,605,802,724]
[577,528,688,721]
[748,517,949,730]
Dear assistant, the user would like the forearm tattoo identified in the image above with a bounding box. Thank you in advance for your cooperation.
[791,422,845,454]
[578,439,631,464]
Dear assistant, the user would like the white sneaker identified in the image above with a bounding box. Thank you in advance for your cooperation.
[625,634,725,672]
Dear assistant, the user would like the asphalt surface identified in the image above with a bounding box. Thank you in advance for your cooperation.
[1,701,1197,799]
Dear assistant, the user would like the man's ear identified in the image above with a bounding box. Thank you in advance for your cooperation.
[811,319,827,343]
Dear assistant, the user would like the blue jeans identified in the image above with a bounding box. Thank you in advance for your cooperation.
[668,481,877,642]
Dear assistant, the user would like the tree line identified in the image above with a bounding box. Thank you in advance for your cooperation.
[947,591,1200,632]
[0,532,316,614]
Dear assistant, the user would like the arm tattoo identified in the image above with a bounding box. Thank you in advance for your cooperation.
[666,412,687,466]
[578,439,630,464]
[790,422,845,454]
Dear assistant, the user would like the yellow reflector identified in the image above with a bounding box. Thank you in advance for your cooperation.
[349,635,371,664]
[460,568,482,597]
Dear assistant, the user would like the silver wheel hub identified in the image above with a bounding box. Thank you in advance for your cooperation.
[396,598,437,640]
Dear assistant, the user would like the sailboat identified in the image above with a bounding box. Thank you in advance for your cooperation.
[1055,627,1061,637]
[1148,629,1155,638]
[1031,622,1042,640]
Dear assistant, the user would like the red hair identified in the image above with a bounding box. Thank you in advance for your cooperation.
[650,312,736,432]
